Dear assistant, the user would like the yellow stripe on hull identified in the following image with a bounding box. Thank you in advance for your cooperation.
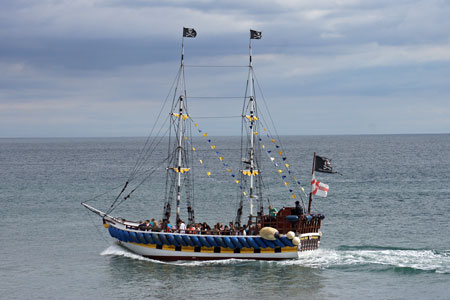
[129,242,298,254]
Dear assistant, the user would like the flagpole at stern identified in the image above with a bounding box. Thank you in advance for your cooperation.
[308,152,316,214]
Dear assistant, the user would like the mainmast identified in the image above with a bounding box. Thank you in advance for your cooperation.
[236,29,262,227]
[248,36,256,223]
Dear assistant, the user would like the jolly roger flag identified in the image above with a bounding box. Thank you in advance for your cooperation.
[315,155,334,173]
[183,27,197,38]
[250,29,262,39]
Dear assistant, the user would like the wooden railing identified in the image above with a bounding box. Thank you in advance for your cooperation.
[261,206,322,234]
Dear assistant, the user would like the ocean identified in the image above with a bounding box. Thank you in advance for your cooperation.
[1,134,449,299]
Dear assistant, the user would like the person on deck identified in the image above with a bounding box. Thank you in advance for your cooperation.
[228,222,235,234]
[139,220,149,231]
[294,201,304,215]
[149,219,159,231]
[178,220,186,234]
[187,223,196,234]
[223,225,230,235]
[202,222,211,234]
[212,224,220,235]
[269,205,278,217]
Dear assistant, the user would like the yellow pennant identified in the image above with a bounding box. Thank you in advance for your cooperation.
[292,194,297,199]
[203,133,207,137]
[285,163,290,168]
[278,169,282,173]
[207,171,211,176]
[192,147,196,151]
[211,145,216,150]
[194,123,198,127]
[219,156,224,161]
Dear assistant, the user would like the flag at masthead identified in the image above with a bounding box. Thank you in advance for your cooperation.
[183,27,197,38]
[250,29,262,39]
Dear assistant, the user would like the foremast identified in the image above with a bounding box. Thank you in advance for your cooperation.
[163,28,197,226]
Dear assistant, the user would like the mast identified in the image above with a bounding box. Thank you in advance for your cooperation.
[164,27,196,225]
[235,30,262,227]
[175,94,184,224]
[308,152,316,214]
[248,37,256,223]
[175,33,186,225]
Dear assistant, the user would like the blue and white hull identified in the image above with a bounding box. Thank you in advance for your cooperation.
[105,220,321,261]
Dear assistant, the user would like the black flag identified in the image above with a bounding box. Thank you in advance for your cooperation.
[315,155,334,173]
[250,29,262,39]
[183,27,197,38]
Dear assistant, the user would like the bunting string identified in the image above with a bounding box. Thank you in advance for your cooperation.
[187,117,250,199]
[257,121,309,202]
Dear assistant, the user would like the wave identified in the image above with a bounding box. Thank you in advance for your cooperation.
[100,243,164,263]
[100,243,450,274]
[284,247,450,274]
[100,243,255,266]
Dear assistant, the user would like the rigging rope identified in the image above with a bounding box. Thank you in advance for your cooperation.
[188,115,241,119]
[184,65,248,68]
[188,117,250,200]
[108,153,172,214]
[128,67,182,182]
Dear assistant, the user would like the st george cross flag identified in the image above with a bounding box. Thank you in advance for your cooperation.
[315,155,334,173]
[250,29,262,39]
[183,27,197,38]
[311,175,329,197]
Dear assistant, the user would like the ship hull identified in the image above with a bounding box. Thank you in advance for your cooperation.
[106,222,321,261]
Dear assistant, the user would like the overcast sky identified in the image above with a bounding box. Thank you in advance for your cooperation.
[1,0,450,137]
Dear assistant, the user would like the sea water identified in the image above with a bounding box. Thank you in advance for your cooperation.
[1,135,449,300]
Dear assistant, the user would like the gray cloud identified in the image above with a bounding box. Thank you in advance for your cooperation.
[1,0,450,137]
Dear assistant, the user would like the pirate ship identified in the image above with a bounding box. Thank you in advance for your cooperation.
[82,28,331,261]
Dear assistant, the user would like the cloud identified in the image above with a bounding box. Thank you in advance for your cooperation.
[1,0,450,136]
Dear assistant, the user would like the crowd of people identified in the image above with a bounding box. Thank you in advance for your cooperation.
[135,201,304,235]
[137,219,264,236]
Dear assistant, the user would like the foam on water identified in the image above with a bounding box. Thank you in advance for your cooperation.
[100,243,252,266]
[281,248,450,274]
[101,244,450,273]
[100,244,164,264]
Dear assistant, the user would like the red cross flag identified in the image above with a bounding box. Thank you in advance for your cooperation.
[311,175,329,197]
